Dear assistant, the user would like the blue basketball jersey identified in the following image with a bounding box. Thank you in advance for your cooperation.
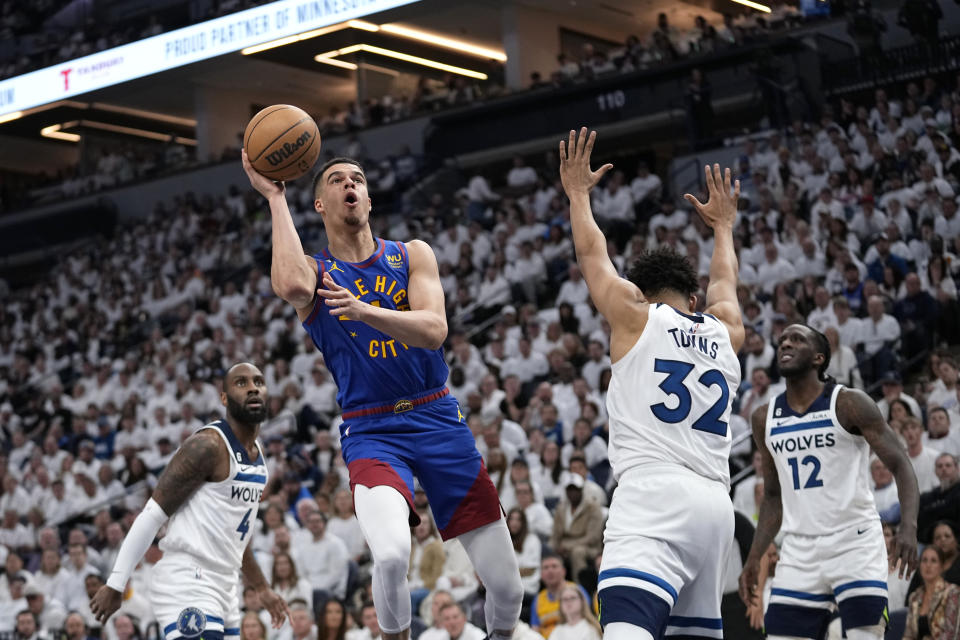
[301,238,449,409]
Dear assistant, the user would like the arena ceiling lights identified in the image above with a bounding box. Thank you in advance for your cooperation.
[241,18,507,66]
[730,0,771,12]
[314,44,489,79]
[41,119,197,145]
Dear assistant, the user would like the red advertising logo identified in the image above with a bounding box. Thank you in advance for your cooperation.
[60,68,72,91]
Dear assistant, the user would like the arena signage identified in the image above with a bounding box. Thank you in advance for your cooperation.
[0,0,420,117]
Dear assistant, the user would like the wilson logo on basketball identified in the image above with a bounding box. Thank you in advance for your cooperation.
[265,131,312,166]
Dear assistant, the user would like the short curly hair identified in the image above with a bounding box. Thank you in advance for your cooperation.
[626,247,699,298]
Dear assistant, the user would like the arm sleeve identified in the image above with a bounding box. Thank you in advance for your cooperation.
[106,498,169,591]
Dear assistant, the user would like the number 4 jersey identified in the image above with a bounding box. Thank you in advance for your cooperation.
[606,303,741,489]
[160,420,268,574]
[765,383,879,536]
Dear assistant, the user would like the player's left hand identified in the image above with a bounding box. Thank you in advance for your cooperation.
[258,587,292,629]
[683,163,740,231]
[559,127,613,196]
[892,523,918,579]
[317,273,369,320]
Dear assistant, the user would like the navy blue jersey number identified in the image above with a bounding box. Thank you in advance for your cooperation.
[787,455,824,490]
[237,508,252,540]
[650,358,730,436]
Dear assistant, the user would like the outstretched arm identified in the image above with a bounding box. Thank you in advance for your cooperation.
[317,239,447,349]
[684,164,745,351]
[739,404,782,606]
[837,387,919,578]
[242,150,318,314]
[243,544,291,628]
[91,431,222,623]
[559,127,646,329]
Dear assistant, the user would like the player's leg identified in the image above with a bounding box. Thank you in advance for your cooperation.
[597,473,688,639]
[354,484,413,640]
[764,533,835,640]
[458,518,523,640]
[151,554,231,640]
[662,476,734,640]
[830,522,889,640]
[223,588,241,640]
[411,397,520,639]
[341,429,420,640]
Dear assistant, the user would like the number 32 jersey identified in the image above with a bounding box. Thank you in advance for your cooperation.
[765,383,879,536]
[606,303,740,489]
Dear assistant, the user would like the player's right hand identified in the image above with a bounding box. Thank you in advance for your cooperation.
[683,163,740,231]
[241,149,285,199]
[89,585,123,624]
[738,558,761,608]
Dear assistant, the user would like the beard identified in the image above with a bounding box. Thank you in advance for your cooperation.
[778,354,810,378]
[227,395,267,424]
[344,213,362,226]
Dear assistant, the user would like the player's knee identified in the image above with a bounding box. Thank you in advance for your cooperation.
[844,625,884,640]
[603,622,654,640]
[375,549,409,582]
[489,565,524,606]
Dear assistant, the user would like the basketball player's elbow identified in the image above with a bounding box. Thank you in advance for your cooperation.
[273,279,314,308]
[423,313,447,350]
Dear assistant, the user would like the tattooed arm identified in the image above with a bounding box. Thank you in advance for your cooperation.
[91,430,225,624]
[837,387,919,578]
[739,404,782,606]
[152,429,224,513]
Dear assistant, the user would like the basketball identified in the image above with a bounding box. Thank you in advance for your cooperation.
[243,105,321,182]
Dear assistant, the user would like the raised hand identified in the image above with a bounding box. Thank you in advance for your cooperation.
[559,127,614,196]
[683,163,740,230]
[241,148,285,200]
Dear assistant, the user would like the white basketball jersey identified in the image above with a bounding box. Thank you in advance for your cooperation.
[160,420,267,574]
[765,383,879,536]
[606,303,741,488]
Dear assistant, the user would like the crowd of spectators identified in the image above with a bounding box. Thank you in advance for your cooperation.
[539,4,806,90]
[716,72,960,636]
[2,61,960,640]
[0,0,862,217]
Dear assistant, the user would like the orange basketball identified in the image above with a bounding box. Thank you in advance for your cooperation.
[244,105,321,182]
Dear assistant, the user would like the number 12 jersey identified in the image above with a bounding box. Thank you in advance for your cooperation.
[606,303,741,489]
[764,383,879,536]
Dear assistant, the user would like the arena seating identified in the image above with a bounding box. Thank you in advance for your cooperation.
[2,17,960,640]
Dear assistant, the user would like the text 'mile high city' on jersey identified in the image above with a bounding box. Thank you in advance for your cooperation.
[606,303,741,488]
[765,383,878,536]
[160,420,267,574]
[302,238,448,409]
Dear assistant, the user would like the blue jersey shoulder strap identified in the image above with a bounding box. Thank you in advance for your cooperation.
[211,419,263,465]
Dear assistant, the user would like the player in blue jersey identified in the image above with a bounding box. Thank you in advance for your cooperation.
[90,362,290,637]
[242,151,522,640]
[739,325,918,640]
